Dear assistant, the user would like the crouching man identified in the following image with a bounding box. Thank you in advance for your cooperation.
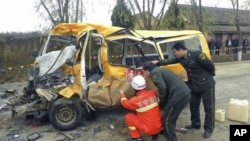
[120,75,162,141]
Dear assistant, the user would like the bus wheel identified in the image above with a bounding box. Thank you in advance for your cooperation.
[49,97,82,131]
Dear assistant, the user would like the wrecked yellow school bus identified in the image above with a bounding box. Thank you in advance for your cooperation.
[9,23,211,131]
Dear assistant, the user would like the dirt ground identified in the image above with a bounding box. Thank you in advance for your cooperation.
[0,60,250,141]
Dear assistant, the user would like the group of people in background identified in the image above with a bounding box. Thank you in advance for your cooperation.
[208,36,249,55]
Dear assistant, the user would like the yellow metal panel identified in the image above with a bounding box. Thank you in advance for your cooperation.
[50,23,126,38]
[162,65,188,82]
[59,87,75,98]
[198,34,211,59]
[85,23,125,37]
[88,78,111,108]
[108,65,127,81]
[73,64,81,85]
[49,23,95,35]
[72,85,82,99]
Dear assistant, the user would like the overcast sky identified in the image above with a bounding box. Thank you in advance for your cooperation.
[0,0,247,33]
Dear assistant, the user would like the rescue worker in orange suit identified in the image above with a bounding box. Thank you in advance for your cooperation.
[120,75,162,141]
[142,62,191,141]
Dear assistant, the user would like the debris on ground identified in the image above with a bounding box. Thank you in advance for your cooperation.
[26,132,41,141]
[0,89,17,99]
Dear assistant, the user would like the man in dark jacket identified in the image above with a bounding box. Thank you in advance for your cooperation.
[142,62,191,141]
[242,38,249,54]
[208,38,215,55]
[232,38,239,54]
[215,38,222,55]
[152,42,216,138]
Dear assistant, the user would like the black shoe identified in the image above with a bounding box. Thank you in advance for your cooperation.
[151,134,158,140]
[159,129,164,135]
[203,131,212,138]
[185,125,200,129]
[127,138,143,141]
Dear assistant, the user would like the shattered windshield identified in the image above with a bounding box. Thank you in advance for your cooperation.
[45,35,77,54]
[37,34,78,76]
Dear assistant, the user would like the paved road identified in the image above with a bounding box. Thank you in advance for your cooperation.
[176,60,250,141]
[0,60,250,141]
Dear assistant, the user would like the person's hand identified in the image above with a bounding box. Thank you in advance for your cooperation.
[151,60,159,64]
[120,89,124,95]
[120,89,125,99]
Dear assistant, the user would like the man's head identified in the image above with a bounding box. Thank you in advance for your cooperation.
[172,42,187,58]
[142,62,156,78]
[131,75,146,90]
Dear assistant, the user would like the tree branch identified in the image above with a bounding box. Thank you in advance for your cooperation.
[41,0,57,25]
[128,0,143,29]
[57,0,63,22]
[155,0,168,29]
[75,0,80,22]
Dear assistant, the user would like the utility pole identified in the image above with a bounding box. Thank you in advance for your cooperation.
[236,0,242,61]
[198,0,203,33]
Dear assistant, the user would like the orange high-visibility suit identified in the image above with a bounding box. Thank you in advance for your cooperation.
[121,89,162,139]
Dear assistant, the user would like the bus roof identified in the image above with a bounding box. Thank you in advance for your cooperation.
[49,23,127,38]
[132,30,202,39]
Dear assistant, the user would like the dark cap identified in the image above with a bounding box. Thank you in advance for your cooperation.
[142,62,156,72]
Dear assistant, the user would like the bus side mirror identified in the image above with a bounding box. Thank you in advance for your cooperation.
[32,48,38,57]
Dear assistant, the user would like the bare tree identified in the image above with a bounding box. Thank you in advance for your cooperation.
[36,0,85,29]
[198,0,203,32]
[239,0,250,9]
[186,0,217,34]
[189,0,198,27]
[127,0,169,30]
[231,0,242,47]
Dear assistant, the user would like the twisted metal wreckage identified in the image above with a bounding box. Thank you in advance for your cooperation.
[4,23,211,131]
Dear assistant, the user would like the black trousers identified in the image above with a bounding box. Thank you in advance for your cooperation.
[189,86,215,133]
[232,47,238,54]
[243,46,247,54]
[162,94,190,141]
[226,46,231,54]
[215,47,220,55]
